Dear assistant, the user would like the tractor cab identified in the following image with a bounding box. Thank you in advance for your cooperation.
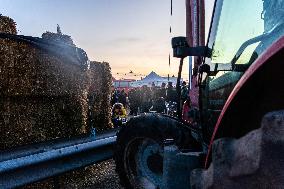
[174,0,284,142]
[114,1,284,188]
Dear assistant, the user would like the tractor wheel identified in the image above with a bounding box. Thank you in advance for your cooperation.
[114,114,197,189]
[190,110,284,189]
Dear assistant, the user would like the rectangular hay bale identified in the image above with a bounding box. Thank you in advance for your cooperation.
[88,61,113,131]
[0,95,88,150]
[0,16,113,187]
[0,38,91,97]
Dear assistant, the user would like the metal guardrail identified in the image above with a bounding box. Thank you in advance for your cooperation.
[0,129,118,189]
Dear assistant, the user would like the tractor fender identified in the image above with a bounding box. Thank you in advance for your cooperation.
[205,35,284,167]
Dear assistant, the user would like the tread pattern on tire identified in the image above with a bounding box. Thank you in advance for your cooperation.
[190,110,284,189]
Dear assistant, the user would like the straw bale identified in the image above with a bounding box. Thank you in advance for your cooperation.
[0,38,91,97]
[88,61,113,131]
[19,61,114,187]
[42,31,75,46]
[0,16,113,188]
[0,95,88,150]
[0,15,17,34]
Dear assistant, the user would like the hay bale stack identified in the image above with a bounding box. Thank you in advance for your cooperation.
[43,62,113,189]
[42,31,75,46]
[0,15,17,34]
[0,37,91,150]
[0,39,90,97]
[88,61,113,131]
[22,62,113,189]
[0,15,113,188]
[0,96,88,149]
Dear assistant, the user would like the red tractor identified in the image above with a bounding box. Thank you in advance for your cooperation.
[114,0,284,188]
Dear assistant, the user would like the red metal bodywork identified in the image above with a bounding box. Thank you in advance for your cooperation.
[186,0,205,48]
[186,0,205,107]
[205,36,284,167]
[185,0,284,167]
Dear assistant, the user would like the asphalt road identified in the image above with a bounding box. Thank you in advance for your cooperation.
[87,159,124,189]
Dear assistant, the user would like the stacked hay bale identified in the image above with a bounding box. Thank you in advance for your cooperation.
[0,15,112,188]
[0,35,91,150]
[88,61,113,131]
[42,61,113,189]
[0,14,17,34]
[42,31,75,46]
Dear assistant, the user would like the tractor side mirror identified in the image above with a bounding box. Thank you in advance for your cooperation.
[171,36,212,58]
[172,37,189,58]
[198,64,210,74]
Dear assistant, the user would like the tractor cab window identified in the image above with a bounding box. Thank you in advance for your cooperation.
[205,0,284,97]
[208,0,284,69]
[210,0,263,66]
[201,0,284,139]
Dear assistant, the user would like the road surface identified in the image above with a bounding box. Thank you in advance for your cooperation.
[87,159,123,189]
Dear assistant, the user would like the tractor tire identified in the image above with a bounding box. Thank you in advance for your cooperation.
[114,114,198,189]
[190,110,284,189]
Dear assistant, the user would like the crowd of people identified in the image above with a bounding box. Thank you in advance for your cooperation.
[110,81,189,116]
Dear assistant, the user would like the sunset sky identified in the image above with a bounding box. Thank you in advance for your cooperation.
[0,0,214,80]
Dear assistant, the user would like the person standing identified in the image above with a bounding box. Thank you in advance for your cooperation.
[150,97,167,113]
[111,103,127,128]
[111,90,119,106]
[140,85,152,113]
[181,81,189,106]
[118,89,127,108]
[158,82,167,99]
[166,82,177,103]
[128,88,139,115]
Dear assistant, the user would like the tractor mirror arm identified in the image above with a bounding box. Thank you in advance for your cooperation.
[173,46,212,58]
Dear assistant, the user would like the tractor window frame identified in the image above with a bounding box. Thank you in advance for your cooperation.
[204,0,265,73]
[203,0,225,71]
